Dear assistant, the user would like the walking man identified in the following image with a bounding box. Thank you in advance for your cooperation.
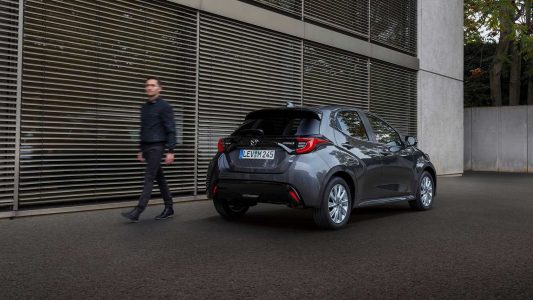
[121,76,177,222]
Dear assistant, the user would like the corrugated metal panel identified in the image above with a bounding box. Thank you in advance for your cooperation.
[198,13,301,188]
[0,0,19,207]
[304,0,368,38]
[245,0,302,17]
[303,41,368,108]
[20,0,197,205]
[369,59,417,136]
[370,0,417,55]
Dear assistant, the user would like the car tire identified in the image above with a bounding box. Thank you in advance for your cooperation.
[313,177,352,230]
[409,171,434,211]
[213,196,249,219]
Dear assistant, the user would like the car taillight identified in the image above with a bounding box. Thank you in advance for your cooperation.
[295,137,329,154]
[217,138,225,153]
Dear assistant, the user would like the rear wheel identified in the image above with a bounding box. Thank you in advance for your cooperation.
[409,171,434,211]
[313,177,352,230]
[213,196,249,219]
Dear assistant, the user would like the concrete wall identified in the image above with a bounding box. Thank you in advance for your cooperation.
[465,106,533,173]
[417,0,464,175]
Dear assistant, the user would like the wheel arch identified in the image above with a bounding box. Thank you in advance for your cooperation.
[422,166,437,196]
[320,166,358,206]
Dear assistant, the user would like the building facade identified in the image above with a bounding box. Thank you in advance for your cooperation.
[0,0,463,214]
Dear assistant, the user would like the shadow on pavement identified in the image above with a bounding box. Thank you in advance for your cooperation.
[198,202,413,231]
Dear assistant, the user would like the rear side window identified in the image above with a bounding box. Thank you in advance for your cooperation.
[234,116,320,136]
[336,111,368,140]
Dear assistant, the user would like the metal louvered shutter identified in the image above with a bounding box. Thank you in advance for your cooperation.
[303,41,368,109]
[198,13,301,189]
[0,0,19,208]
[369,60,417,136]
[304,0,368,38]
[370,0,417,55]
[20,0,197,205]
[245,0,302,17]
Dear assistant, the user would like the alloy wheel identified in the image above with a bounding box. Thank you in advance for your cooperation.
[420,176,433,207]
[328,184,349,224]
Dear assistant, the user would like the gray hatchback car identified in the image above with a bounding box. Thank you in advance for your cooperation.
[206,105,436,229]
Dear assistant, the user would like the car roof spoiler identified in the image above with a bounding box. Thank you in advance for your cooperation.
[245,108,322,121]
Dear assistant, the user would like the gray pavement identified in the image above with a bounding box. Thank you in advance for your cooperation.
[1,172,533,299]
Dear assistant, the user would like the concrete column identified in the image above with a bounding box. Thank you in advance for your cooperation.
[417,0,464,175]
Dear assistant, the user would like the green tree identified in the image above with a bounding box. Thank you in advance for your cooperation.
[464,0,533,106]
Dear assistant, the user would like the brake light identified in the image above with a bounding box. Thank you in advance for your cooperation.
[217,138,225,153]
[295,137,329,154]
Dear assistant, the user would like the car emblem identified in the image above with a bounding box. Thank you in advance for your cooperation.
[250,139,259,146]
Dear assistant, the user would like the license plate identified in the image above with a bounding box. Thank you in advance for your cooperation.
[239,149,275,160]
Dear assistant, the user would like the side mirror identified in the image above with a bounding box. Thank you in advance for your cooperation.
[405,136,417,147]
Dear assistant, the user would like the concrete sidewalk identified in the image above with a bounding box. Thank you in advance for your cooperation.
[1,172,533,299]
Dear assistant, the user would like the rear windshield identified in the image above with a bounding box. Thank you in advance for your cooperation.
[233,116,321,136]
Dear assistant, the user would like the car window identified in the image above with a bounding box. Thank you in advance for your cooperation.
[366,114,402,146]
[336,111,368,140]
[233,116,320,136]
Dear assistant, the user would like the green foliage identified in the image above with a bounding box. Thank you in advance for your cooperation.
[465,0,530,44]
[464,0,533,106]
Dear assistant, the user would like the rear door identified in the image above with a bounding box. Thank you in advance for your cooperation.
[223,109,322,174]
[333,110,384,200]
[365,113,416,197]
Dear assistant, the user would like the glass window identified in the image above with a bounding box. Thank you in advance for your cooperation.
[366,114,402,146]
[336,111,368,140]
[233,116,320,137]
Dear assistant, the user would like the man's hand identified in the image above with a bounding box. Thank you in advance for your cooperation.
[164,153,175,165]
[137,152,145,162]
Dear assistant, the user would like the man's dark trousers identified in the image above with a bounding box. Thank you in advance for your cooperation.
[138,142,172,208]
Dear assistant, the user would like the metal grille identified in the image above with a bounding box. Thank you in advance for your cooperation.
[304,0,368,38]
[369,59,417,136]
[245,0,302,17]
[198,13,301,188]
[303,41,369,109]
[0,0,19,208]
[370,0,417,55]
[20,0,197,205]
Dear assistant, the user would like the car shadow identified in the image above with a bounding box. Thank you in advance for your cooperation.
[349,204,413,225]
[201,203,413,231]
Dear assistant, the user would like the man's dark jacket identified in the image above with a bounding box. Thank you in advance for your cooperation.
[139,97,177,153]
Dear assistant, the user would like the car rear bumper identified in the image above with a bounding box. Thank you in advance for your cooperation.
[214,179,305,208]
[207,150,332,208]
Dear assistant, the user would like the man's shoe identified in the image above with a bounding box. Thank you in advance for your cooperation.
[155,207,174,220]
[121,206,144,222]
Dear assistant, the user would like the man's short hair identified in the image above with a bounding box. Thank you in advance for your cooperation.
[146,76,162,87]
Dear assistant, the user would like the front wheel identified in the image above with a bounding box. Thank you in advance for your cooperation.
[213,196,249,219]
[409,171,434,211]
[313,177,352,230]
